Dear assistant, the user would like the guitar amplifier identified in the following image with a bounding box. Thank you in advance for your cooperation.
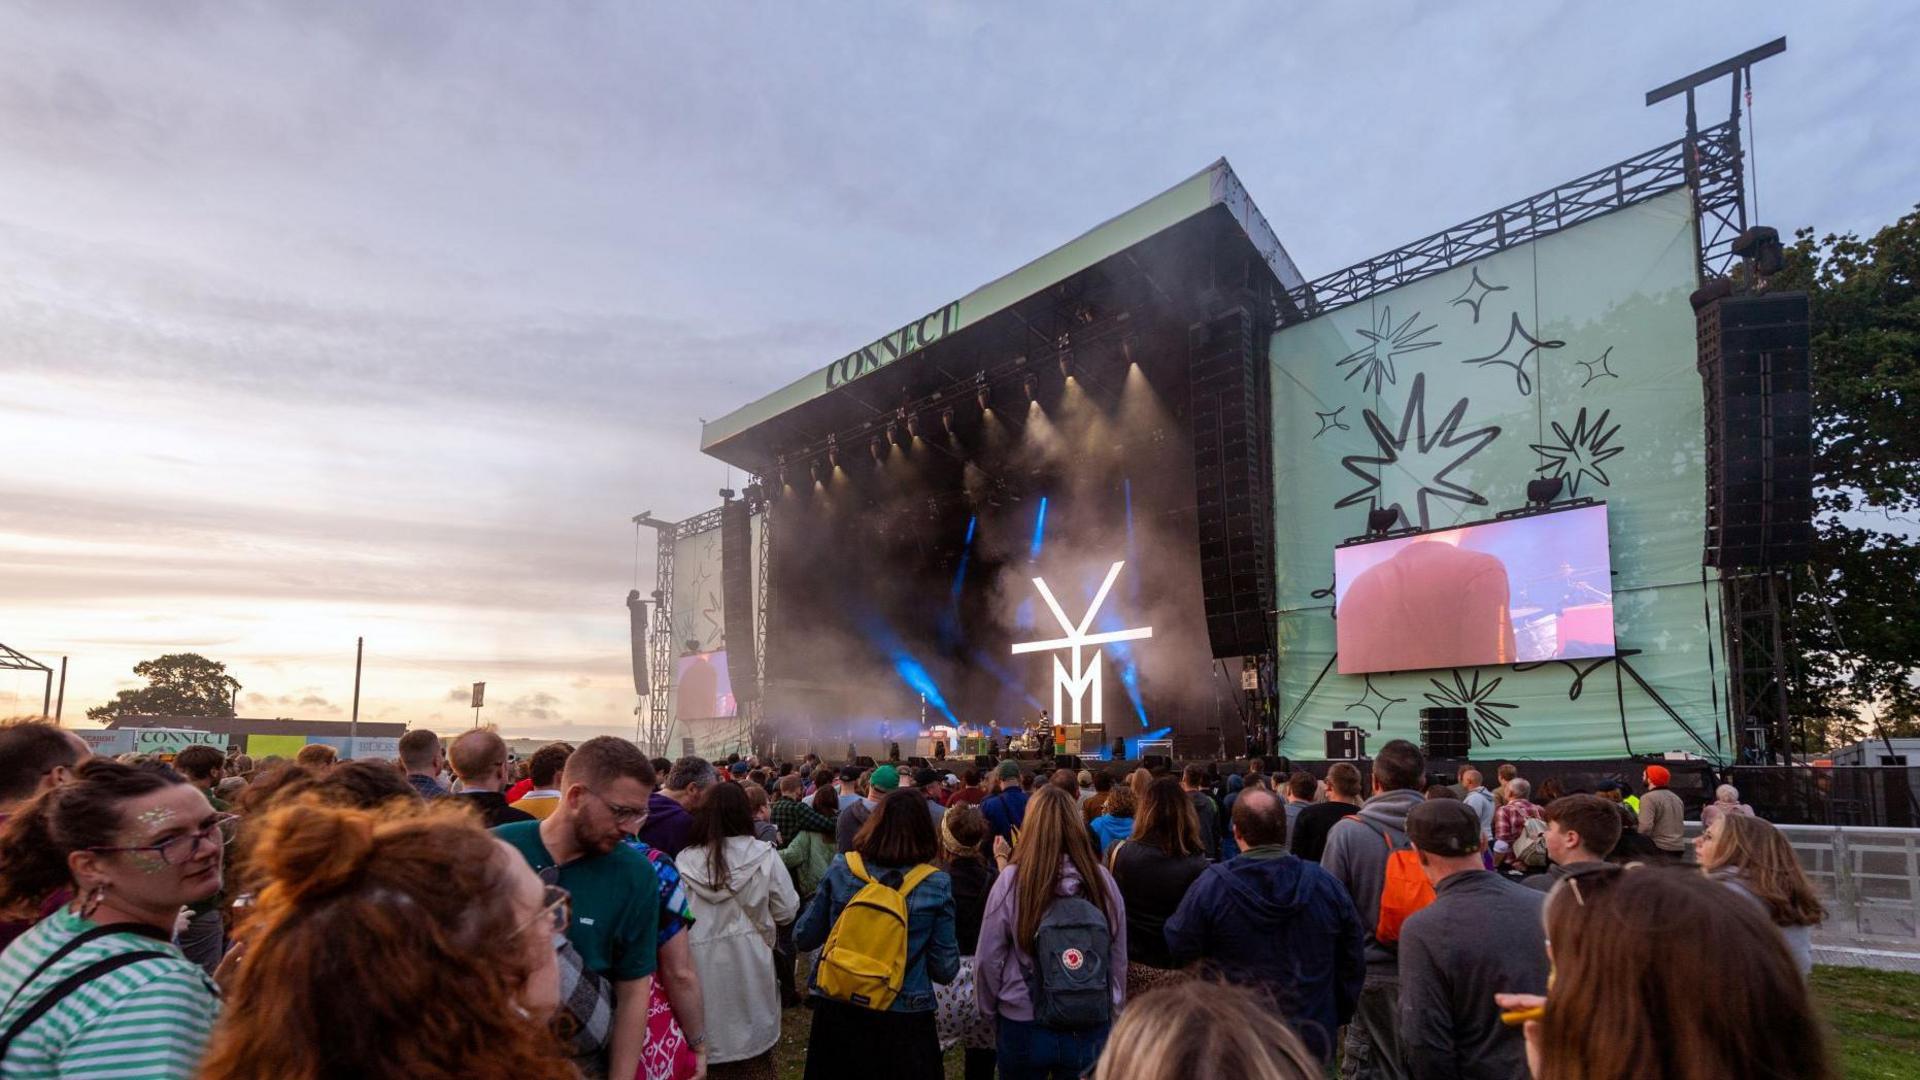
[1325,723,1366,761]
[1418,707,1472,759]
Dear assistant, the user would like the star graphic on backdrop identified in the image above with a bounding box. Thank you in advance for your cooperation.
[1462,313,1564,396]
[1336,307,1440,395]
[1422,669,1519,746]
[1576,346,1619,388]
[1313,406,1350,439]
[1336,373,1502,529]
[1448,267,1509,323]
[1529,407,1625,497]
[1345,675,1406,731]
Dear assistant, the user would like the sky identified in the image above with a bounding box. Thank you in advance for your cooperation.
[1,2,1914,739]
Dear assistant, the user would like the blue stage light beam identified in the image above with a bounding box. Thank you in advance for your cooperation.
[1029,496,1049,561]
[949,515,977,604]
[970,649,1045,711]
[856,615,960,725]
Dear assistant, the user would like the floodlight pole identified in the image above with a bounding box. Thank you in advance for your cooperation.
[350,637,363,752]
[55,657,66,722]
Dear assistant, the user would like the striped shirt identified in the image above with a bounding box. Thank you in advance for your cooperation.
[0,906,218,1080]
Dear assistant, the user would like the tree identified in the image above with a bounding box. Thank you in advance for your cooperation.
[1770,206,1920,746]
[86,653,242,722]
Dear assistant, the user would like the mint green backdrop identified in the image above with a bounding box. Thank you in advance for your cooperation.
[1270,190,1727,762]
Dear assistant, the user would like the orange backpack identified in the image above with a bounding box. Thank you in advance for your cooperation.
[1356,818,1435,943]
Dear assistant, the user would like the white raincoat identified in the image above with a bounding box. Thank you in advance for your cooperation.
[674,835,800,1063]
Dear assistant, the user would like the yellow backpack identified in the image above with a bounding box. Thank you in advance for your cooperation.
[815,852,938,1010]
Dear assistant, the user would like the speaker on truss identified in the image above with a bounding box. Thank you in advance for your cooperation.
[625,590,649,697]
[1190,307,1276,661]
[1695,289,1813,568]
[720,499,760,706]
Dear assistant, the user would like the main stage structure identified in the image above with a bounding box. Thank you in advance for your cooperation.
[643,41,1806,767]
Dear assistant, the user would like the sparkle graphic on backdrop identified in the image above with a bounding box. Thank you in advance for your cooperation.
[1448,268,1509,323]
[1011,561,1153,730]
[1313,406,1351,439]
[1462,313,1564,395]
[1530,407,1625,497]
[1336,373,1502,529]
[1423,669,1519,746]
[1337,307,1440,394]
[1344,674,1406,730]
[1577,346,1619,388]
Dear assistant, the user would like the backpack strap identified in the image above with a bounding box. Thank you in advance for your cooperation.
[897,864,938,899]
[0,950,170,1063]
[845,852,871,885]
[1354,816,1405,853]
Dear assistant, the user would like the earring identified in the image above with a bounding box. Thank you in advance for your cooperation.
[80,883,109,919]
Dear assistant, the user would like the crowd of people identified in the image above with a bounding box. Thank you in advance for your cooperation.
[0,717,1838,1079]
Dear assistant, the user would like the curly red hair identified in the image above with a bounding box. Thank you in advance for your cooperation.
[199,799,573,1080]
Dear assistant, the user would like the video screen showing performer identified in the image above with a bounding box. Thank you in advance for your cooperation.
[1334,504,1615,675]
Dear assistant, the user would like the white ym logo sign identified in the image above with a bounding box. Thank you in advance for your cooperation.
[1010,561,1153,730]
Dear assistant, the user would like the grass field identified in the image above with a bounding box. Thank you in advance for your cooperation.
[768,965,1920,1078]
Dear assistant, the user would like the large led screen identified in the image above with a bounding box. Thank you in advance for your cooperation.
[1335,504,1614,674]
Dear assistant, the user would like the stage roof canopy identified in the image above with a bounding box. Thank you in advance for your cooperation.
[699,159,1302,471]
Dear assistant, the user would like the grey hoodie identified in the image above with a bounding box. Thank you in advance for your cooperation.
[1320,787,1426,976]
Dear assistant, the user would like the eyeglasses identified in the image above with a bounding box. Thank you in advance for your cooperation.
[89,813,239,866]
[587,789,650,830]
[524,882,571,936]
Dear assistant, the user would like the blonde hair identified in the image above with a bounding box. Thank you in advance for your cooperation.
[1701,814,1823,927]
[1094,980,1319,1080]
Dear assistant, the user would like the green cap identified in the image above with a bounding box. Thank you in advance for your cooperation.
[869,764,900,792]
[996,761,1022,781]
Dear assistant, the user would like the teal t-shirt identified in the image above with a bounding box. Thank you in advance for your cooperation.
[493,820,660,982]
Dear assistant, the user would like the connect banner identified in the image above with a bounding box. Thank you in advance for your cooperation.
[1269,190,1726,761]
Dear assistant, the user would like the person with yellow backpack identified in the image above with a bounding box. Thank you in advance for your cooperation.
[795,788,959,1080]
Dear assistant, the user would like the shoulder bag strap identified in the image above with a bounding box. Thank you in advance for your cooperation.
[0,923,170,1018]
[1105,839,1128,874]
[0,950,170,1063]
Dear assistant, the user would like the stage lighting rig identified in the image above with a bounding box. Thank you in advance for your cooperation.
[718,487,736,501]
[870,436,886,463]
[811,459,825,484]
[826,434,839,471]
[975,373,991,412]
[886,416,901,447]
[906,410,922,441]
[1023,374,1038,403]
[1366,507,1400,536]
[941,407,957,437]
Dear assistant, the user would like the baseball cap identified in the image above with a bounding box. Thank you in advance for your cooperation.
[913,767,941,788]
[729,761,750,777]
[838,766,860,782]
[869,764,900,792]
[1406,799,1483,857]
[996,761,1022,781]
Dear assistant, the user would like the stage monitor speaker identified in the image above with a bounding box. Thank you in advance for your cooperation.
[1112,738,1126,761]
[975,754,994,772]
[1190,307,1276,661]
[907,756,928,769]
[720,499,761,705]
[1696,290,1813,568]
[1418,707,1471,760]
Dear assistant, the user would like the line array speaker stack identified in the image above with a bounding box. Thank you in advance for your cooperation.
[720,499,760,707]
[1695,289,1813,568]
[1418,707,1471,760]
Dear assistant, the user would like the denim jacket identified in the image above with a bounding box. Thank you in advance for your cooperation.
[794,854,960,1013]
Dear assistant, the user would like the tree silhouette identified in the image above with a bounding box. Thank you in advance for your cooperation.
[86,653,241,722]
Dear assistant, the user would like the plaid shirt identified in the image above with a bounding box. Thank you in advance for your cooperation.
[1493,798,1543,867]
[771,796,835,848]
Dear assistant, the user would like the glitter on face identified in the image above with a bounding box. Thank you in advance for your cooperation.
[135,807,177,833]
